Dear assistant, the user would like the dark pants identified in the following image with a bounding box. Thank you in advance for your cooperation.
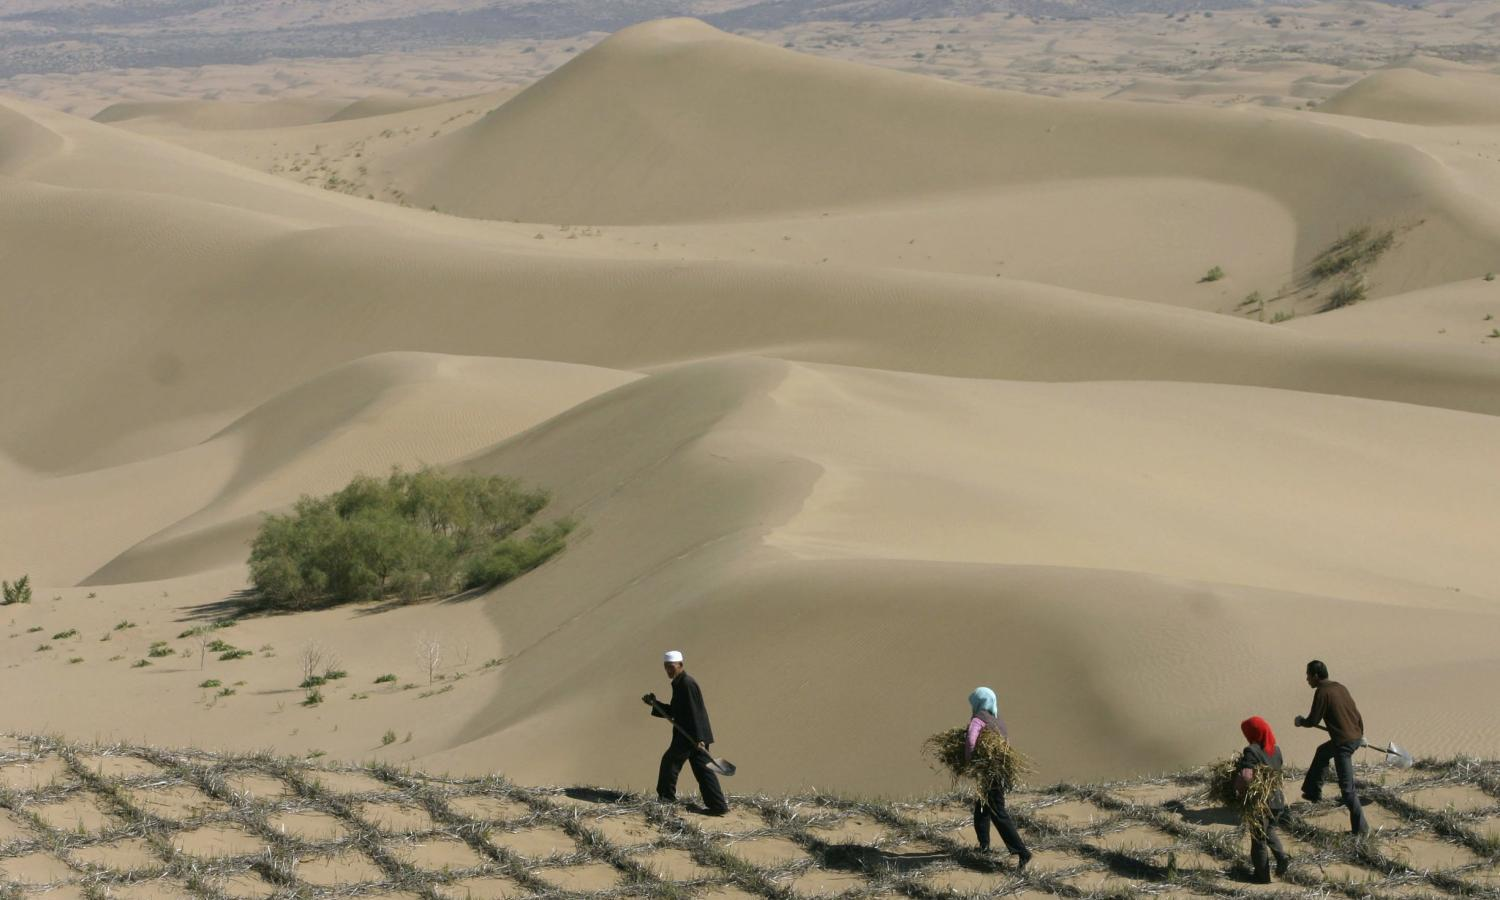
[1250,809,1289,881]
[657,735,728,812]
[1302,739,1368,834]
[973,786,1029,857]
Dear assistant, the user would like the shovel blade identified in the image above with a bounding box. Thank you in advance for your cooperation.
[708,757,737,777]
[1386,743,1414,769]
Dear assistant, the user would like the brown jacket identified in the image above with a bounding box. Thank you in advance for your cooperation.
[1306,681,1364,743]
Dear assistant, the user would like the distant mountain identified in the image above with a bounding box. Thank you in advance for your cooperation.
[0,0,1269,77]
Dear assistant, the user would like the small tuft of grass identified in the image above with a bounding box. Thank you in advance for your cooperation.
[51,628,78,640]
[1326,279,1366,309]
[147,641,173,658]
[382,730,397,746]
[131,659,151,668]
[302,688,324,706]
[1485,273,1496,282]
[219,648,253,661]
[199,679,222,689]
[299,675,327,689]
[1199,265,1226,283]
[26,626,42,634]
[374,673,397,684]
[35,643,52,652]
[68,657,83,664]
[113,620,136,631]
[324,669,347,680]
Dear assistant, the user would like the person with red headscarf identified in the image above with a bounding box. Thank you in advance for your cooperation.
[1236,716,1290,884]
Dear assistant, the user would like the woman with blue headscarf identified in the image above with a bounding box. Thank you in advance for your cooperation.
[966,687,1031,869]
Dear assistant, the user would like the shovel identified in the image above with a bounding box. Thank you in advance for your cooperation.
[645,697,737,776]
[1313,724,1414,768]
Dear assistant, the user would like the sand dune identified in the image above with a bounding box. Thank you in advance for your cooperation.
[82,354,637,586]
[384,19,1500,300]
[92,97,349,130]
[425,357,1500,788]
[2,13,1500,795]
[1321,68,1500,126]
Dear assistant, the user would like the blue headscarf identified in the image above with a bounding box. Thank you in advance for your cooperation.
[969,686,998,717]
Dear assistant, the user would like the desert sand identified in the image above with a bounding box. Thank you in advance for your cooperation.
[3,4,1500,813]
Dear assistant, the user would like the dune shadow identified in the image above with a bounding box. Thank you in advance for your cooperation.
[176,588,260,623]
[348,585,491,618]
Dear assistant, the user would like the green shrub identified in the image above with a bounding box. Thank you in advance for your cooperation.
[199,679,222,689]
[1310,227,1395,281]
[147,641,173,658]
[1327,279,1367,309]
[300,675,327,689]
[374,673,397,684]
[51,629,78,641]
[382,730,397,746]
[302,688,323,707]
[1199,265,1225,283]
[132,659,151,668]
[249,467,569,610]
[2,576,32,605]
[219,648,253,661]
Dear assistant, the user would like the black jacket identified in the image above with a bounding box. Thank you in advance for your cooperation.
[652,672,715,744]
[1236,743,1286,810]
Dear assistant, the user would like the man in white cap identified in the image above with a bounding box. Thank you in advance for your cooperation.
[642,650,728,815]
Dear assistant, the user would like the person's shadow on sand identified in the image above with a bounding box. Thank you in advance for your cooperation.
[817,843,947,874]
[1169,801,1241,827]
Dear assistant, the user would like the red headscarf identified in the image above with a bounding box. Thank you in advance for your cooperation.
[1241,716,1277,756]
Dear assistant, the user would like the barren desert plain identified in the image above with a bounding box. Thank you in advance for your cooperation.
[3,1,1500,896]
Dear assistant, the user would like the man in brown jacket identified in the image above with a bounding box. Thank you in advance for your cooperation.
[1294,660,1369,835]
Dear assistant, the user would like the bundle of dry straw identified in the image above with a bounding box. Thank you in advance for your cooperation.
[924,727,1032,793]
[1205,756,1283,837]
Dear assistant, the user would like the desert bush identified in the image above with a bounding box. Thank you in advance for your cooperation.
[374,673,397,684]
[2,575,32,605]
[248,467,570,610]
[1326,279,1367,309]
[1199,265,1225,283]
[51,629,78,640]
[1310,226,1395,281]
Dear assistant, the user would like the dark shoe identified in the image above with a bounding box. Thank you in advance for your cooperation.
[1274,853,1290,877]
[1300,790,1320,803]
[702,807,729,817]
[1016,852,1032,873]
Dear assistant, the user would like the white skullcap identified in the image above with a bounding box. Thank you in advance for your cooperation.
[663,650,684,663]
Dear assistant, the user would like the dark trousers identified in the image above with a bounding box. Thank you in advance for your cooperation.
[973,785,1028,857]
[657,735,728,812]
[1302,739,1368,834]
[1250,809,1289,880]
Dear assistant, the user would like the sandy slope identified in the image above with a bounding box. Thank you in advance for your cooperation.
[1321,68,1500,126]
[2,17,1500,793]
[383,19,1500,303]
